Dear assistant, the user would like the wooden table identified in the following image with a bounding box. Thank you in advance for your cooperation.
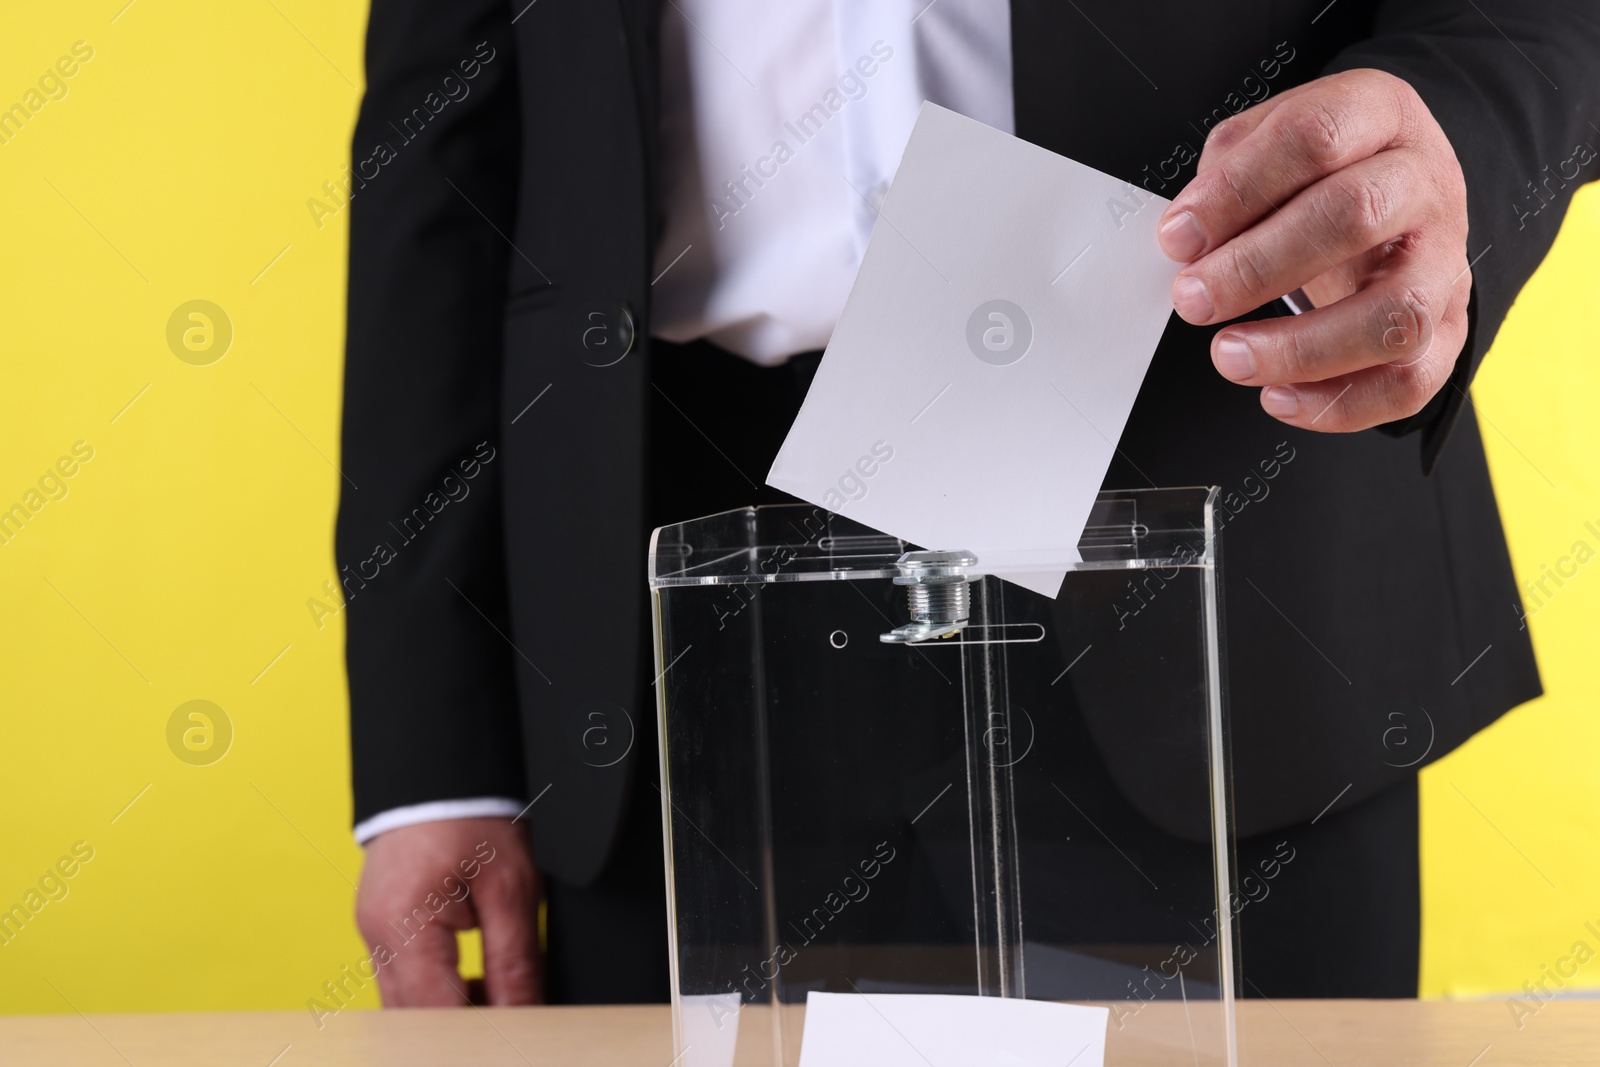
[2,1000,1595,1065]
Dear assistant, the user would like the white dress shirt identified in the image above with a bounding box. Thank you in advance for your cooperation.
[355,0,1013,845]
[650,0,1013,363]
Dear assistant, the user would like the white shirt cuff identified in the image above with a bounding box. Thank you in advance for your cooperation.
[354,796,527,845]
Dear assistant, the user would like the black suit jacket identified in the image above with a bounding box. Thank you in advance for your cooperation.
[339,0,1600,885]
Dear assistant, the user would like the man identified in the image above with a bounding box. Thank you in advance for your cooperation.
[337,0,1600,1006]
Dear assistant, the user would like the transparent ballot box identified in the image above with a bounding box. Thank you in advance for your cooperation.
[649,487,1236,1066]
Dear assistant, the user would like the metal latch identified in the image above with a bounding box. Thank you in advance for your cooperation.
[880,550,977,644]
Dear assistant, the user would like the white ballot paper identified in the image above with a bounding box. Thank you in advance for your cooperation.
[796,991,1108,1067]
[767,103,1180,597]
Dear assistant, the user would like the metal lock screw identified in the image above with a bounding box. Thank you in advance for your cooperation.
[880,550,978,644]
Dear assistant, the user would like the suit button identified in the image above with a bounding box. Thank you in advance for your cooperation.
[582,302,635,367]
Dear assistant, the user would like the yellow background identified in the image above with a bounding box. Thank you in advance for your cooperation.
[0,0,1595,1018]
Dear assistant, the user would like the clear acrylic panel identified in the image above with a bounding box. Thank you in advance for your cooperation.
[649,487,1236,1067]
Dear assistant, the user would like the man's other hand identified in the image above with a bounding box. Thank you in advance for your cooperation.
[1158,68,1471,432]
[356,817,543,1007]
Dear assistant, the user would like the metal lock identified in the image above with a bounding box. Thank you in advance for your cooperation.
[879,550,977,644]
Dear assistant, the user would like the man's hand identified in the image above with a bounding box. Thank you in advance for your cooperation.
[356,817,543,1007]
[1158,68,1471,431]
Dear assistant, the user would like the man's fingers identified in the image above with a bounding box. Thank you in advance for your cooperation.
[369,920,467,1007]
[1192,77,1327,174]
[1253,364,1429,433]
[1193,105,1275,176]
[1210,262,1464,394]
[476,865,542,1006]
[1173,151,1430,325]
[1231,275,1469,431]
[356,881,476,1007]
[1159,70,1418,263]
[1161,68,1472,432]
[355,818,544,1010]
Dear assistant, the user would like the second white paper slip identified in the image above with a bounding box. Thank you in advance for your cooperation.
[796,991,1108,1067]
[767,103,1180,597]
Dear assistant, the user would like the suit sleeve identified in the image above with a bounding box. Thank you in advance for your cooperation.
[1321,2,1600,472]
[337,0,528,827]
